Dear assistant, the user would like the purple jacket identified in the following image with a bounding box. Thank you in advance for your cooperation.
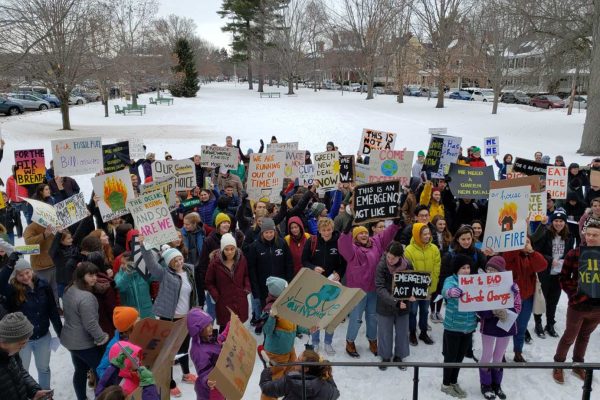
[338,224,400,292]
[477,287,522,337]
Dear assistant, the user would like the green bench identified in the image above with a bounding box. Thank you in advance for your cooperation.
[126,104,146,114]
[156,97,174,105]
[114,104,144,115]
[260,92,281,98]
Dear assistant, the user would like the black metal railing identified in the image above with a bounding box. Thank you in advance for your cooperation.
[270,360,599,400]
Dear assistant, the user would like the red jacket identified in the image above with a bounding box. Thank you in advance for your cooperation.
[6,175,29,203]
[469,157,487,168]
[284,216,310,276]
[559,247,600,308]
[503,249,546,300]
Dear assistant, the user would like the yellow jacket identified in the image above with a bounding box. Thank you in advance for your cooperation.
[404,223,441,295]
[419,181,445,220]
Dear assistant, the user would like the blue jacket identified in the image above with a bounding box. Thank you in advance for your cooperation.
[181,226,206,267]
[442,275,477,333]
[96,331,120,379]
[307,190,343,235]
[198,189,219,227]
[263,315,309,355]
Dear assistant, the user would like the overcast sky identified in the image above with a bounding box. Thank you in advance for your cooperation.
[158,0,231,50]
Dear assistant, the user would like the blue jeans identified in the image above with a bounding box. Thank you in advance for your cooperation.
[251,297,262,319]
[70,346,104,400]
[346,291,377,342]
[20,332,51,389]
[13,202,32,226]
[409,299,430,333]
[205,292,216,320]
[312,330,334,345]
[513,297,534,353]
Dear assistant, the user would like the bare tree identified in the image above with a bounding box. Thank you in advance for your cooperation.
[154,14,197,49]
[391,1,413,103]
[305,1,328,92]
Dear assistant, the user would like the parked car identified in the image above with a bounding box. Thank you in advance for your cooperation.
[73,90,101,102]
[16,89,60,107]
[374,87,386,94]
[0,97,25,116]
[68,95,86,105]
[565,95,587,110]
[530,95,565,108]
[7,93,51,110]
[404,87,422,96]
[501,91,530,104]
[444,88,459,98]
[330,83,341,90]
[449,91,472,100]
[470,89,495,102]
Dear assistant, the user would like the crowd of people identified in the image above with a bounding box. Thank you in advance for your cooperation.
[0,134,599,400]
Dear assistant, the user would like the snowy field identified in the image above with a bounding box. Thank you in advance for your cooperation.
[0,82,597,399]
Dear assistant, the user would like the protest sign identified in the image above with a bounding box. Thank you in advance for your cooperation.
[392,271,432,300]
[513,157,548,177]
[358,128,397,155]
[591,170,600,187]
[314,151,340,192]
[200,145,239,170]
[423,135,445,174]
[23,198,59,227]
[436,135,463,178]
[51,137,103,176]
[428,127,448,135]
[267,142,298,152]
[91,169,135,222]
[298,164,314,186]
[208,313,256,400]
[14,149,45,185]
[247,152,285,203]
[495,175,541,193]
[354,162,369,185]
[181,197,201,210]
[140,175,177,211]
[339,155,354,183]
[129,318,188,400]
[102,141,130,173]
[54,192,89,228]
[458,272,514,312]
[447,164,495,200]
[546,166,568,199]
[14,245,40,255]
[528,191,547,222]
[152,159,196,191]
[127,191,179,249]
[482,184,530,252]
[272,268,365,334]
[128,234,160,277]
[368,149,414,186]
[283,150,306,179]
[578,247,600,299]
[484,137,500,157]
[353,181,401,224]
[128,137,145,159]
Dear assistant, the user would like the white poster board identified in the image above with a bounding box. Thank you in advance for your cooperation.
[127,191,179,249]
[128,137,145,160]
[482,184,530,252]
[51,137,103,176]
[368,150,414,186]
[54,192,89,228]
[314,151,340,193]
[458,272,514,312]
[546,166,568,200]
[358,128,397,155]
[247,152,285,203]
[484,136,500,157]
[200,145,239,170]
[152,159,196,191]
[91,169,135,222]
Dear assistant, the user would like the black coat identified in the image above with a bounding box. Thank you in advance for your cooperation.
[531,224,575,274]
[247,236,293,305]
[49,232,82,286]
[0,351,41,400]
[260,368,340,400]
[301,231,346,278]
[439,246,487,292]
[375,256,411,316]
[0,205,22,237]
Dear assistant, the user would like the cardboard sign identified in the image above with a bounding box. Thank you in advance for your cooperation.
[128,137,145,160]
[482,185,530,251]
[447,164,495,199]
[423,135,445,174]
[354,162,369,185]
[152,159,196,191]
[283,150,305,180]
[494,175,541,193]
[368,150,414,186]
[14,244,40,255]
[51,137,103,176]
[54,192,89,228]
[314,151,340,192]
[359,128,396,155]
[339,155,354,183]
[578,247,600,299]
[102,141,130,173]
[128,318,188,400]
[91,169,135,222]
[23,198,59,227]
[267,142,298,152]
[591,170,600,187]
[546,166,568,199]
[513,157,548,177]
[272,268,366,334]
[247,152,285,203]
[353,181,401,224]
[208,313,256,400]
[458,272,515,311]
[435,135,462,178]
[127,191,179,249]
[140,175,178,211]
[298,164,314,186]
[200,145,239,170]
[484,137,499,157]
[14,149,45,185]
[392,271,432,300]
[528,191,547,222]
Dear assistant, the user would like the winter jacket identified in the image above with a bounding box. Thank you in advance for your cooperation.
[0,350,42,400]
[477,283,522,337]
[0,205,22,237]
[199,189,220,227]
[190,335,223,400]
[60,285,108,350]
[442,275,477,333]
[578,210,600,246]
[530,224,574,274]
[468,156,487,168]
[452,200,481,232]
[375,255,411,316]
[48,231,81,285]
[401,191,418,223]
[301,231,346,279]
[216,172,243,198]
[48,176,80,203]
[205,249,251,326]
[141,245,198,319]
[96,331,120,380]
[247,235,294,305]
[338,223,400,292]
[502,249,546,300]
[142,159,153,180]
[306,191,343,235]
[397,222,439,248]
[96,367,159,400]
[560,247,600,309]
[403,224,441,295]
[182,225,207,268]
[260,368,340,400]
[285,217,311,275]
[5,176,28,203]
[0,270,62,340]
[494,159,511,180]
[114,268,155,318]
[93,272,117,339]
[23,222,54,271]
[419,181,445,220]
[412,161,424,179]
[263,313,309,355]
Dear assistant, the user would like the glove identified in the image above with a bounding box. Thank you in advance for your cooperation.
[242,192,249,201]
[110,352,127,369]
[511,283,520,295]
[392,216,404,226]
[343,220,353,234]
[236,139,240,148]
[7,252,22,268]
[260,139,264,146]
[492,309,508,322]
[446,287,463,298]
[138,366,155,387]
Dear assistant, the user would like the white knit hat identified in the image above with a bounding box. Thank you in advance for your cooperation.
[9,258,32,281]
[161,247,183,267]
[220,233,237,252]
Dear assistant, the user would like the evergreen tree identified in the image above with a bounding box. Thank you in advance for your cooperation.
[170,37,200,97]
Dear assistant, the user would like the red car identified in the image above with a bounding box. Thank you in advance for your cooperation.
[530,95,565,109]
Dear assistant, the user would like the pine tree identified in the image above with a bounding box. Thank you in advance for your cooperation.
[170,38,200,97]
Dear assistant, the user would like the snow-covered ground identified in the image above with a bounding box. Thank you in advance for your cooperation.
[0,82,596,399]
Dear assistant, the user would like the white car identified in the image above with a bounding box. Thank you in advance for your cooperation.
[565,95,587,110]
[7,93,51,110]
[470,90,495,102]
[69,95,87,105]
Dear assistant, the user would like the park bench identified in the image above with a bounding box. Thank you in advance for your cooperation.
[114,105,125,114]
[155,97,174,105]
[126,104,146,114]
[149,97,157,104]
[260,92,281,98]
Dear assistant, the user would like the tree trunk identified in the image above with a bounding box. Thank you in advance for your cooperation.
[366,63,374,100]
[313,57,317,92]
[567,72,577,116]
[578,0,600,154]
[59,97,71,130]
[492,90,499,115]
[436,81,445,108]
[258,48,264,93]
[287,76,294,95]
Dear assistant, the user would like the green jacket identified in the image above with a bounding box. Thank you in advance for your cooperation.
[114,268,155,319]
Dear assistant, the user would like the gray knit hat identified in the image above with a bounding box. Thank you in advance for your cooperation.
[261,218,276,234]
[311,202,326,218]
[0,312,33,343]
[9,258,32,282]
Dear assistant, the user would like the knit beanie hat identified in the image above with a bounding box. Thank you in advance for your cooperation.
[0,312,33,343]
[541,155,550,164]
[417,150,425,157]
[9,257,32,281]
[271,136,277,142]
[387,241,404,257]
[215,213,231,228]
[220,233,237,252]
[165,152,172,159]
[550,208,568,223]
[113,306,139,333]
[311,202,326,218]
[162,247,183,267]
[472,146,481,154]
[452,254,473,274]
[485,256,506,272]
[352,226,369,240]
[266,276,287,297]
[261,218,276,234]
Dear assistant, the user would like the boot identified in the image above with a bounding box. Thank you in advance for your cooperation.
[393,356,407,371]
[346,340,360,358]
[418,331,434,345]
[409,331,418,346]
[513,352,527,362]
[379,358,390,371]
[534,321,546,339]
[545,324,559,338]
[552,368,564,384]
[481,384,496,400]
[368,339,378,356]
[492,385,506,400]
[491,369,505,399]
[572,368,586,381]
[525,329,532,344]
